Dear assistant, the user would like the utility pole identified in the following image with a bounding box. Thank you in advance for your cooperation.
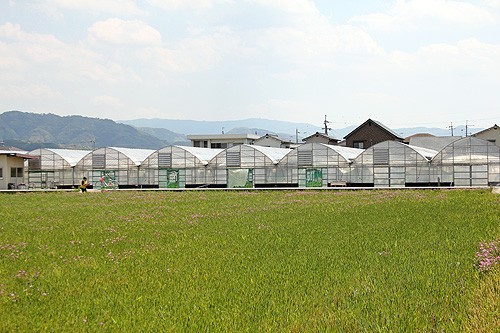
[323,115,331,135]
[465,120,474,137]
[448,122,454,136]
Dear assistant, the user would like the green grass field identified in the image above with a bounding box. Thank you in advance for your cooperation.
[1,189,499,332]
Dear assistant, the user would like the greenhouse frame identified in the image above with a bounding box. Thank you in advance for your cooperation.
[278,143,364,187]
[15,137,500,190]
[27,148,91,189]
[140,146,223,188]
[430,137,500,186]
[207,144,292,188]
[74,147,155,189]
[349,141,438,187]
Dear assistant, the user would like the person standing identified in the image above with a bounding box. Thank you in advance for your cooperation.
[80,177,88,193]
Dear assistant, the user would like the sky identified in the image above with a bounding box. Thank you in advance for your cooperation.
[1,0,499,130]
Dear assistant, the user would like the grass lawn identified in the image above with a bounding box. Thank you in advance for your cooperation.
[0,189,499,332]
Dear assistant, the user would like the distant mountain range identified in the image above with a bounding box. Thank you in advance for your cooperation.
[121,118,482,141]
[0,111,484,150]
[0,111,178,150]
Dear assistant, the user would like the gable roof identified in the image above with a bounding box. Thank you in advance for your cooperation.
[343,119,403,140]
[302,132,339,142]
[472,124,499,136]
[254,134,292,144]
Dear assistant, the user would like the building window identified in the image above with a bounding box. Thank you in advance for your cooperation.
[211,143,228,149]
[194,140,208,148]
[353,141,364,149]
[0,168,3,178]
[11,167,23,177]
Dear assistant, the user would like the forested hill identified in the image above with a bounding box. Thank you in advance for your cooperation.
[0,111,175,150]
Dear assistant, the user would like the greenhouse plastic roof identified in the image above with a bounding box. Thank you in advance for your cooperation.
[407,136,461,151]
[110,147,157,166]
[322,144,364,161]
[405,144,438,159]
[45,149,92,167]
[174,146,223,165]
[250,145,292,163]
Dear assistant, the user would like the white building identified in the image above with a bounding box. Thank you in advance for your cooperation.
[187,134,260,149]
[0,147,32,190]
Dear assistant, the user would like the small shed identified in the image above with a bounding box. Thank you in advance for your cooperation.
[0,148,33,190]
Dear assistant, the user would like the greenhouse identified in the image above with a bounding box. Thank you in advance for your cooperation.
[278,143,364,187]
[430,137,500,186]
[140,146,223,188]
[208,144,292,188]
[349,141,438,187]
[74,147,155,189]
[27,148,90,189]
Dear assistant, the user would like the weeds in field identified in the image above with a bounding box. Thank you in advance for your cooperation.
[475,240,500,272]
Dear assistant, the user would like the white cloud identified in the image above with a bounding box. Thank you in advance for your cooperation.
[486,0,500,9]
[91,95,124,108]
[147,0,232,10]
[138,29,239,71]
[0,22,126,83]
[248,0,319,15]
[390,38,500,72]
[88,18,162,46]
[43,0,143,15]
[350,0,495,31]
[0,83,62,99]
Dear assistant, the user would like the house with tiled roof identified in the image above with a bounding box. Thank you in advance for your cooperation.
[343,119,403,149]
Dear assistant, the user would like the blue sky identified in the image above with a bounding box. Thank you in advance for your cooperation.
[1,0,499,129]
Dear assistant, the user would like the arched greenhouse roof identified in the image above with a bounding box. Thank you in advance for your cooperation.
[431,137,500,165]
[174,146,224,165]
[278,143,364,167]
[352,140,438,165]
[28,148,91,167]
[108,147,157,166]
[142,145,223,168]
[321,144,365,161]
[249,145,292,164]
[209,144,292,167]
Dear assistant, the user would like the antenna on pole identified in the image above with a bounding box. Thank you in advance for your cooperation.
[448,122,454,136]
[323,115,332,135]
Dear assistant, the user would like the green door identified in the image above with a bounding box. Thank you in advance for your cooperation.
[306,169,323,187]
[159,169,180,188]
